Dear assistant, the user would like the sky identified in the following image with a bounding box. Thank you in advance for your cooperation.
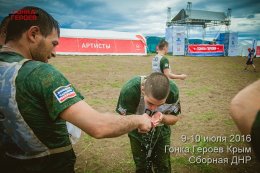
[0,0,259,41]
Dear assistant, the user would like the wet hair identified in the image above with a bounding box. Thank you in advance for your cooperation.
[157,40,168,51]
[5,6,60,42]
[144,72,170,100]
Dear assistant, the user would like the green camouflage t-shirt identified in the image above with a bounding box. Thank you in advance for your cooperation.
[152,54,170,73]
[160,57,170,72]
[116,76,180,140]
[0,52,84,149]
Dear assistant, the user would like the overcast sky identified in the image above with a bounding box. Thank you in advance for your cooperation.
[0,0,259,40]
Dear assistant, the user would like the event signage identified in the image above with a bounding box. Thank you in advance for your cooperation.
[56,36,146,55]
[188,44,224,56]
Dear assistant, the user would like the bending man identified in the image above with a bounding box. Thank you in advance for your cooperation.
[116,72,182,173]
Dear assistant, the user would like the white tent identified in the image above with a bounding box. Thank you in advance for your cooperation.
[56,28,147,55]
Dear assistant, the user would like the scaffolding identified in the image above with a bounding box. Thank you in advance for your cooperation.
[166,2,231,52]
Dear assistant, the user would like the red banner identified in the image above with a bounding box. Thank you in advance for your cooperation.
[256,46,260,57]
[56,37,146,55]
[188,44,224,53]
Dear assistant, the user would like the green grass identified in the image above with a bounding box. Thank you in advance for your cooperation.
[49,56,260,173]
[84,171,94,173]
[193,112,217,121]
[171,140,224,173]
[108,80,123,88]
[83,134,92,143]
[83,156,102,173]
[171,156,218,173]
[224,119,235,126]
[184,86,211,97]
[87,98,106,106]
[80,85,91,93]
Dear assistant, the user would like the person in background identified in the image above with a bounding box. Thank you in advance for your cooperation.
[244,48,256,72]
[152,40,187,80]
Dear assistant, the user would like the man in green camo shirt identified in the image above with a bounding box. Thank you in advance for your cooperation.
[0,6,152,173]
[230,79,260,161]
[116,72,182,173]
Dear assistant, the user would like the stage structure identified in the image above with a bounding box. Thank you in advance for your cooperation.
[166,2,233,56]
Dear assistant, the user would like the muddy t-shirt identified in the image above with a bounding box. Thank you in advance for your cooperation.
[152,54,170,73]
[0,52,84,149]
[251,110,260,161]
[116,76,180,140]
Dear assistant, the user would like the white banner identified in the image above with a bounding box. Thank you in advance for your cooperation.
[172,26,186,33]
[252,39,257,55]
[228,32,238,56]
[165,26,186,54]
[165,27,173,53]
[173,32,185,55]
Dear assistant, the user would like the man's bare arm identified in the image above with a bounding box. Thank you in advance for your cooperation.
[151,112,182,126]
[163,69,187,80]
[60,101,152,139]
[161,114,182,125]
[230,80,260,135]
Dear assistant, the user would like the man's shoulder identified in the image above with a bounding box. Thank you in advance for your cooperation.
[120,76,141,96]
[159,56,169,66]
[0,51,24,63]
[161,56,169,62]
[154,54,164,60]
[124,76,141,87]
[17,60,63,86]
[169,80,179,93]
[0,52,58,75]
[166,80,179,103]
[117,76,141,115]
[22,60,59,77]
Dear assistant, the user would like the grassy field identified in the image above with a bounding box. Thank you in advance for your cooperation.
[50,54,260,173]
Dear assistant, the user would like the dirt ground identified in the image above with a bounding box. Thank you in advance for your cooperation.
[50,55,260,173]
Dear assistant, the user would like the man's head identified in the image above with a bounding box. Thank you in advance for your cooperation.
[157,40,168,55]
[141,72,170,111]
[0,16,10,46]
[6,6,60,62]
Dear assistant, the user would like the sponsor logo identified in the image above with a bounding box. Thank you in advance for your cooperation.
[82,43,111,49]
[53,84,76,103]
[9,9,38,21]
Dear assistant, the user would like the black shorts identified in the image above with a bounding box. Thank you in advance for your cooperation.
[0,149,76,173]
[246,58,254,65]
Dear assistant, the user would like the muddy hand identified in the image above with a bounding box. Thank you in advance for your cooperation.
[137,113,152,133]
